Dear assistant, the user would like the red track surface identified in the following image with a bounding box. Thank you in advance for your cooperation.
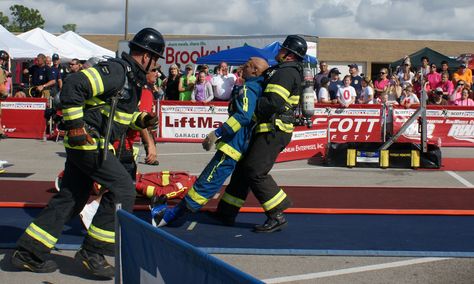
[1,180,474,215]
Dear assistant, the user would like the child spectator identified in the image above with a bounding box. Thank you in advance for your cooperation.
[400,83,420,108]
[337,75,357,108]
[327,67,342,103]
[317,77,331,104]
[428,88,448,106]
[359,77,374,104]
[191,71,214,102]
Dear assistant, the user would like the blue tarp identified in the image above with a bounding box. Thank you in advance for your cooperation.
[262,41,318,65]
[196,44,278,66]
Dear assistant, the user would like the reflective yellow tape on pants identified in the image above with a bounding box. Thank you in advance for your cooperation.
[25,223,57,249]
[262,189,287,212]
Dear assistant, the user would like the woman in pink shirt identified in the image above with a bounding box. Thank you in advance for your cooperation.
[453,88,474,106]
[374,68,390,99]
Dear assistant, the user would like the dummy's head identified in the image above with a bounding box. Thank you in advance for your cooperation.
[242,57,269,80]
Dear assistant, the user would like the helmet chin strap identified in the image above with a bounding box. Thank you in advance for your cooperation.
[144,55,153,72]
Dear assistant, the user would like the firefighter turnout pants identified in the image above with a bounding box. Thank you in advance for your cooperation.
[17,149,136,260]
[217,131,293,221]
[185,151,237,212]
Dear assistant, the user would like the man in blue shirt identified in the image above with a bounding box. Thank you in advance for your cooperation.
[23,53,56,97]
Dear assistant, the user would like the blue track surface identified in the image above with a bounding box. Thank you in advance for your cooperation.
[2,208,474,257]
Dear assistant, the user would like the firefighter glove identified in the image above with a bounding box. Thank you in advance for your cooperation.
[138,112,158,128]
[67,127,94,146]
[202,130,218,151]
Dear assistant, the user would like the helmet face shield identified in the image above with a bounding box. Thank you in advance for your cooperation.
[129,28,165,59]
[281,35,307,60]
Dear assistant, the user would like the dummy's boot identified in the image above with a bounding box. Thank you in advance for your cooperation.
[253,211,288,233]
[11,247,58,273]
[150,194,168,227]
[74,247,114,279]
[155,200,189,227]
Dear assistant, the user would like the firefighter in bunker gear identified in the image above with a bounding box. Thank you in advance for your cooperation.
[215,35,307,232]
[11,28,165,279]
[151,57,270,227]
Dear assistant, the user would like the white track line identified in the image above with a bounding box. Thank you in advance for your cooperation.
[446,171,474,188]
[262,257,450,283]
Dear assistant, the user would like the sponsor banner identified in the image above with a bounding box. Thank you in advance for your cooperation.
[312,104,382,143]
[158,101,228,142]
[277,126,327,162]
[117,210,263,284]
[393,105,474,147]
[1,98,47,139]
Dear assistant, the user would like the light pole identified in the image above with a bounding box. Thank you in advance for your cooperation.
[124,0,128,40]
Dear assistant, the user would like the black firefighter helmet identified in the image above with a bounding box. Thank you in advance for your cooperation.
[281,35,307,60]
[129,28,165,59]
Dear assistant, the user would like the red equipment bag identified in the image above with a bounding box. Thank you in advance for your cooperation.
[135,171,196,200]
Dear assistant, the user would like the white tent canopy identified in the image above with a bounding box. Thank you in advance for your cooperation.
[58,31,115,58]
[0,24,49,59]
[18,28,93,60]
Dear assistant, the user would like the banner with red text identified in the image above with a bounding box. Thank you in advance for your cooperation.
[1,98,47,139]
[158,101,228,142]
[393,106,474,147]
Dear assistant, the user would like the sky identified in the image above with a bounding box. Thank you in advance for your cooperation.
[1,0,474,41]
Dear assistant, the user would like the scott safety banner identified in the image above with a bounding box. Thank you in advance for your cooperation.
[392,105,474,147]
[1,97,47,139]
[117,210,263,284]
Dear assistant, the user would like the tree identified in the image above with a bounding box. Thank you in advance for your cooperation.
[0,11,8,27]
[62,24,76,33]
[8,4,45,32]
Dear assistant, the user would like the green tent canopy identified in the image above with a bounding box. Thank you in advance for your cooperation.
[390,47,460,71]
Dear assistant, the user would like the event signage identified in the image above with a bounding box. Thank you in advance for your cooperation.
[392,106,474,147]
[1,97,47,139]
[159,101,228,142]
[312,105,383,143]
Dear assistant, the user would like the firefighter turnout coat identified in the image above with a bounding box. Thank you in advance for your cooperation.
[17,53,150,258]
[184,76,264,212]
[217,60,304,220]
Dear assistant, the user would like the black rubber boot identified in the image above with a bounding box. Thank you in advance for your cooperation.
[75,248,114,279]
[253,212,288,233]
[11,248,58,273]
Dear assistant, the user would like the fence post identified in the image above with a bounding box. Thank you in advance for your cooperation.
[115,203,122,284]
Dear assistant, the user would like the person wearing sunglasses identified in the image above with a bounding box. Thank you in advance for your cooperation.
[374,67,390,99]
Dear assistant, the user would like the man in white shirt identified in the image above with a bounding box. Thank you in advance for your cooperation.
[211,61,236,101]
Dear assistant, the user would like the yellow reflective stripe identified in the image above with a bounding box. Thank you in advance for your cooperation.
[262,189,287,211]
[287,95,300,105]
[216,142,242,161]
[243,85,248,112]
[162,171,170,186]
[206,153,226,182]
[88,224,115,243]
[187,186,208,205]
[255,123,272,133]
[265,83,290,99]
[25,223,58,249]
[62,107,83,121]
[225,116,241,133]
[85,97,105,106]
[221,192,245,208]
[275,119,294,133]
[101,106,134,125]
[146,185,155,198]
[81,68,104,96]
[63,137,115,150]
[129,112,144,130]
